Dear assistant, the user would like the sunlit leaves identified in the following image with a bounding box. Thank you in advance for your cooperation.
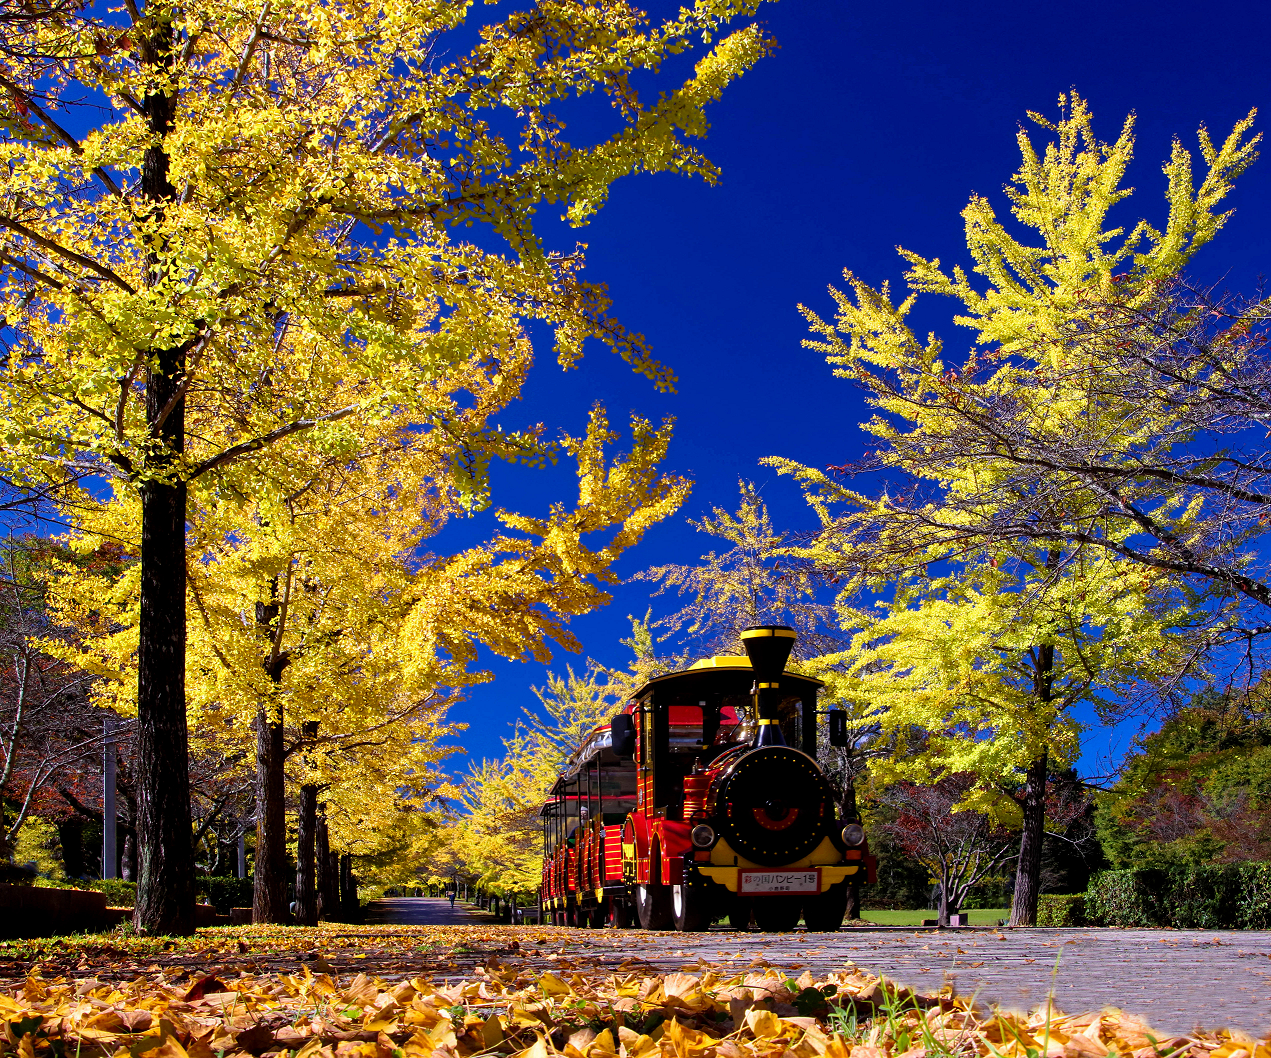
[0,923,1244,1058]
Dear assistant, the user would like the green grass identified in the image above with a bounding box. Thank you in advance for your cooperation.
[855,908,1010,927]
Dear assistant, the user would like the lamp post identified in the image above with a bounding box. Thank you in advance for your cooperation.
[102,717,116,879]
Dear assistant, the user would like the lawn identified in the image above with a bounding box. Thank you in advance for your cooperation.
[856,907,1010,927]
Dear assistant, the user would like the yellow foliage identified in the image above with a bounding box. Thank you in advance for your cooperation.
[0,0,764,896]
[770,94,1256,804]
[45,406,688,870]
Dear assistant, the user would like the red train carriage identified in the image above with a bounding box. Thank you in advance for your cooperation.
[539,625,876,931]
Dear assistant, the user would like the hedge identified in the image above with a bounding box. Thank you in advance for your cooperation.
[87,879,136,906]
[198,876,254,914]
[1085,862,1271,928]
[1036,893,1085,927]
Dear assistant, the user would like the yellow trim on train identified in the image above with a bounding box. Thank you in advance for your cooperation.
[695,864,860,893]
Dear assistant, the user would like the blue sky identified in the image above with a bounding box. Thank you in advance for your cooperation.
[433,0,1271,778]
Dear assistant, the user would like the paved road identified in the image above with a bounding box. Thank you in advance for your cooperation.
[370,899,1271,1039]
[612,926,1271,1040]
[363,897,477,925]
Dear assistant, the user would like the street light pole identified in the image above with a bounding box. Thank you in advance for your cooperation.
[102,717,116,879]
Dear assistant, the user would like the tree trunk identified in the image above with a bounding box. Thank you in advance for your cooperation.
[1010,635,1055,928]
[937,869,950,928]
[847,882,861,922]
[294,784,317,925]
[58,820,84,878]
[253,580,292,925]
[132,2,194,937]
[1010,751,1048,926]
[840,772,858,823]
[316,810,337,919]
[340,852,356,915]
[252,705,289,923]
[122,829,136,882]
[294,716,319,927]
[135,423,193,934]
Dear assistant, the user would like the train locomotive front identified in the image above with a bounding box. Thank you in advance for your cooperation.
[539,625,875,931]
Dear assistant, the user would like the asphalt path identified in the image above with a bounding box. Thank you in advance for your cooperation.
[362,897,475,925]
[369,899,1271,1039]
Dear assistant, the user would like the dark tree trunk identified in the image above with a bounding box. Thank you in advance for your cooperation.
[252,705,288,923]
[339,852,356,915]
[1010,577,1058,929]
[316,810,337,919]
[847,883,861,922]
[132,4,193,936]
[135,394,193,934]
[294,719,319,926]
[252,582,291,925]
[841,774,858,822]
[1010,750,1048,926]
[937,871,950,928]
[294,784,318,924]
[58,820,84,878]
[328,849,341,916]
[122,829,136,881]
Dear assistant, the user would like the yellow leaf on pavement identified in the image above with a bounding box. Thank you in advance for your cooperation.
[745,1010,784,1040]
[538,973,571,997]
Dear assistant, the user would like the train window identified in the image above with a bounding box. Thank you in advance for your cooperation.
[598,765,636,822]
[563,775,582,840]
[716,697,753,745]
[541,801,560,855]
[778,695,802,747]
[668,704,703,753]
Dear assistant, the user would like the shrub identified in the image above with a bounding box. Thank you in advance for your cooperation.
[1086,862,1271,928]
[1233,862,1271,929]
[197,875,253,913]
[88,879,137,906]
[1,862,38,885]
[1036,893,1085,926]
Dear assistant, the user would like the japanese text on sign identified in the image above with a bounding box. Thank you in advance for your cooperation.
[738,869,819,894]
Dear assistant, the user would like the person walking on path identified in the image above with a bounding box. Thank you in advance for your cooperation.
[447,889,456,909]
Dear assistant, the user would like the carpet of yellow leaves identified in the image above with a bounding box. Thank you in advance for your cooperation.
[2,925,1268,1058]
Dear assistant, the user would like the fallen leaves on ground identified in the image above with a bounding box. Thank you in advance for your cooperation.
[0,926,1266,1058]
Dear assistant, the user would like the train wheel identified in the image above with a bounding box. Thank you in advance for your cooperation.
[753,896,802,932]
[671,885,713,932]
[634,884,673,930]
[803,883,848,932]
[586,905,606,929]
[607,897,631,929]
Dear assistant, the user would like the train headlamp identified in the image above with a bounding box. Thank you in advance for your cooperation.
[690,824,716,848]
[841,823,865,846]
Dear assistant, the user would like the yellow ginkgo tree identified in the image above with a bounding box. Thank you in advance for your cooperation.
[0,0,772,931]
[772,93,1259,924]
[48,403,690,921]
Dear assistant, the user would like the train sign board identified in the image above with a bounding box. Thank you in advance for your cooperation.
[738,869,820,894]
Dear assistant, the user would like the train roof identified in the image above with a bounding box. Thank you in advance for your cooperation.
[628,654,825,699]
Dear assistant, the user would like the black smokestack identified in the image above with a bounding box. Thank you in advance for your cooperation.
[741,625,796,746]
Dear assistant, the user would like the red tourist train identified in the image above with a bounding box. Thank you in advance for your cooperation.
[539,625,876,931]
